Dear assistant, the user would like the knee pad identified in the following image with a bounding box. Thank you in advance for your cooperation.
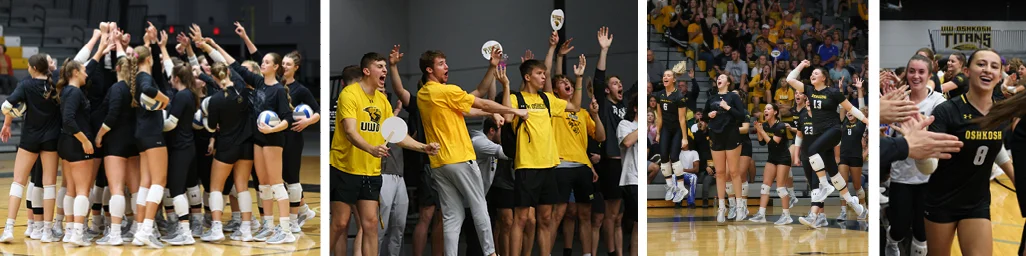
[110,195,126,218]
[726,183,734,195]
[236,190,252,213]
[186,186,203,206]
[660,162,672,177]
[259,185,272,200]
[741,182,749,196]
[208,191,225,212]
[56,187,66,205]
[830,174,848,191]
[74,196,90,217]
[809,154,826,171]
[31,186,43,205]
[760,184,770,195]
[287,183,303,203]
[26,182,33,203]
[911,239,928,256]
[137,187,150,205]
[146,185,164,204]
[89,185,102,203]
[272,184,289,201]
[163,188,173,207]
[63,195,73,212]
[43,185,55,200]
[228,187,238,197]
[172,195,189,217]
[856,188,866,201]
[672,161,685,176]
[9,182,23,198]
[776,187,789,198]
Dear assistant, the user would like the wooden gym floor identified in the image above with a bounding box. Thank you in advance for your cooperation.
[648,202,869,255]
[0,156,322,256]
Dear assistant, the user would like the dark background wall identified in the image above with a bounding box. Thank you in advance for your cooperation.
[332,0,638,95]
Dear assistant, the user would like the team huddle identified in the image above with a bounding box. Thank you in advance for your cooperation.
[0,21,318,248]
[331,26,639,256]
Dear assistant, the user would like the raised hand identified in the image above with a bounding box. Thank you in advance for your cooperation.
[799,59,810,68]
[521,49,534,62]
[496,64,509,86]
[234,21,247,38]
[389,45,404,65]
[598,26,613,49]
[490,48,502,67]
[177,32,190,45]
[853,76,863,89]
[189,24,203,42]
[559,37,575,56]
[573,54,587,76]
[158,30,168,47]
[588,99,599,114]
[549,30,559,47]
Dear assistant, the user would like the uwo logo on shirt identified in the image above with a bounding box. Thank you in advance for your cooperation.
[361,106,382,132]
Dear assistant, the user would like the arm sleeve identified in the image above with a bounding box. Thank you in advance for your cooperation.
[61,89,81,134]
[140,75,159,98]
[726,93,746,119]
[248,50,265,62]
[881,137,909,164]
[593,69,608,101]
[275,87,291,120]
[297,86,320,112]
[7,82,25,104]
[102,86,123,127]
[207,95,221,136]
[198,73,219,92]
[230,62,264,88]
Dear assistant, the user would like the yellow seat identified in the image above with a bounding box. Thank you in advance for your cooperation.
[11,58,26,70]
[5,46,22,58]
[697,60,706,71]
[686,49,695,60]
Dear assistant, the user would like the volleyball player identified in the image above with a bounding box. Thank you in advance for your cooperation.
[156,64,203,245]
[704,73,746,223]
[790,90,828,227]
[282,51,319,232]
[55,59,98,246]
[749,103,792,225]
[938,52,968,99]
[917,49,1014,256]
[0,54,62,243]
[837,90,866,222]
[654,70,689,203]
[784,59,867,228]
[885,54,945,256]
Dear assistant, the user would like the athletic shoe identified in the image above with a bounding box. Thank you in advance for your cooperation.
[885,239,901,256]
[716,207,726,223]
[141,231,164,249]
[290,219,301,234]
[748,213,766,223]
[40,226,59,243]
[200,222,224,242]
[856,204,868,221]
[96,227,123,246]
[229,225,254,242]
[798,212,819,229]
[910,240,927,256]
[773,213,792,225]
[62,225,73,243]
[664,185,674,201]
[727,204,737,220]
[836,210,848,222]
[166,226,195,246]
[70,227,91,247]
[191,219,203,238]
[816,213,828,227]
[298,208,316,227]
[29,222,43,240]
[264,226,296,244]
[253,223,274,241]
[203,213,212,228]
[0,225,13,243]
[224,218,240,232]
[121,228,134,243]
[51,222,64,239]
[672,186,688,203]
[23,222,32,237]
[734,206,746,221]
[160,223,180,242]
[252,217,263,232]
[131,229,147,246]
[789,193,798,208]
[812,185,835,203]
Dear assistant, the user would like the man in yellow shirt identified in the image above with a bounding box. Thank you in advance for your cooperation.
[417,49,526,256]
[330,53,440,256]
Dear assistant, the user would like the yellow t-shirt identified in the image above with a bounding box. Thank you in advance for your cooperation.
[712,36,724,51]
[330,83,394,176]
[749,74,769,97]
[510,91,568,170]
[688,23,703,44]
[553,110,597,167]
[417,81,477,168]
[775,86,795,108]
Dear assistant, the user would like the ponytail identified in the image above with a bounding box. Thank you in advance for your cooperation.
[54,58,82,104]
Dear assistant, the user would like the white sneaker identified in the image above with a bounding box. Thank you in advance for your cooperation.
[29,222,43,240]
[51,222,64,239]
[298,208,316,227]
[885,239,900,256]
[816,213,828,227]
[166,226,195,246]
[673,186,688,203]
[0,225,13,243]
[264,226,296,244]
[773,213,792,225]
[200,222,224,242]
[716,207,726,223]
[734,206,747,221]
[141,231,164,249]
[664,184,674,201]
[229,225,254,242]
[24,222,32,237]
[251,217,263,232]
[191,219,203,238]
[727,204,737,220]
[40,226,59,243]
[253,222,274,241]
[748,213,766,223]
[799,212,819,229]
[224,218,240,232]
[71,227,91,247]
[789,194,798,208]
[290,219,301,233]
[812,186,835,202]
[96,228,123,246]
[836,210,848,222]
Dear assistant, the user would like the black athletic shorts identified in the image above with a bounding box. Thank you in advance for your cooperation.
[20,139,57,154]
[417,165,439,208]
[598,158,623,200]
[924,205,990,223]
[555,165,595,204]
[840,156,864,168]
[136,135,166,151]
[487,187,515,210]
[591,185,606,213]
[58,135,94,162]
[513,168,559,207]
[622,185,638,221]
[330,170,344,202]
[767,153,792,166]
[333,167,383,204]
[710,130,741,151]
[253,131,285,147]
[214,143,254,164]
[103,133,139,158]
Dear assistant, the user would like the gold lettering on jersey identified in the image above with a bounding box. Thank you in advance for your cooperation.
[940,26,992,51]
[360,122,380,132]
[810,94,827,100]
[964,130,1002,140]
[530,103,547,109]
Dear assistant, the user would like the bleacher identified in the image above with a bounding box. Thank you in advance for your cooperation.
[647,0,868,207]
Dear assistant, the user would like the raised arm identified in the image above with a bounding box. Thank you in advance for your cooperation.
[597,26,612,72]
[786,59,809,93]
[555,38,574,76]
[234,21,259,56]
[565,54,586,112]
[388,45,411,105]
[470,48,502,99]
[544,31,558,93]
[589,100,606,142]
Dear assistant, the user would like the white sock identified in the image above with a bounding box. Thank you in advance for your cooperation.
[758,207,766,215]
[299,204,310,213]
[818,176,830,188]
[718,199,726,209]
[290,213,298,220]
[841,205,848,213]
[280,217,290,230]
[241,221,251,233]
[782,209,790,215]
[5,219,14,227]
[232,212,241,221]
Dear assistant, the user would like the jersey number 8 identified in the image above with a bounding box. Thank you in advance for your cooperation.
[974,146,989,166]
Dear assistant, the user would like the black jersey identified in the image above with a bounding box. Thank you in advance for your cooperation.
[101,81,136,137]
[593,69,626,157]
[942,73,969,100]
[704,91,746,134]
[284,80,320,125]
[231,62,292,124]
[1011,114,1026,215]
[925,94,1006,212]
[655,89,686,126]
[840,119,866,158]
[60,86,93,138]
[8,78,61,144]
[739,110,753,144]
[208,85,253,150]
[166,89,197,150]
[762,121,791,159]
[804,84,846,135]
[797,108,814,136]
[134,72,164,139]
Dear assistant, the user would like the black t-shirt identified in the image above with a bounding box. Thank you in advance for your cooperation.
[284,81,320,125]
[762,121,791,159]
[8,78,60,144]
[60,86,92,138]
[703,91,745,134]
[926,95,1005,212]
[166,89,197,150]
[655,89,686,126]
[208,85,253,150]
[839,119,865,158]
[594,69,626,157]
[804,84,846,135]
[798,108,813,137]
[134,72,164,139]
[942,73,969,100]
[101,81,136,138]
[404,93,428,170]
